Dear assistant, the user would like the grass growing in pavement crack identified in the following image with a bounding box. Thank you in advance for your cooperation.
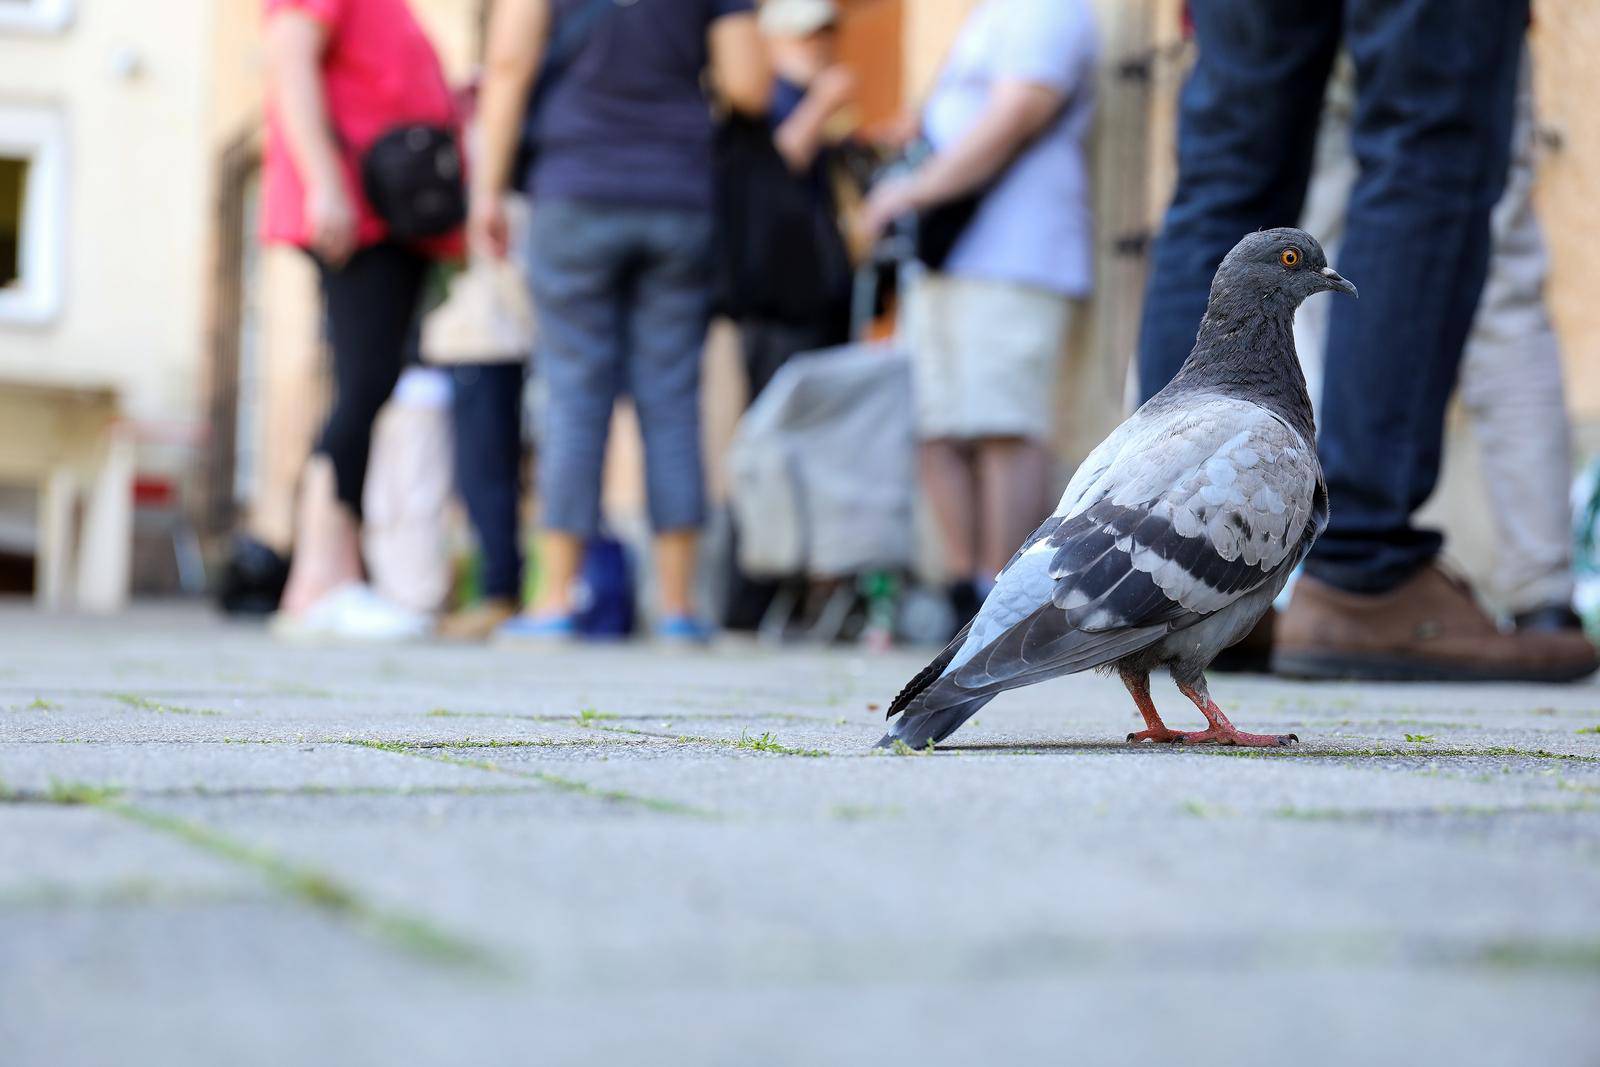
[22,781,499,971]
[1195,745,1600,763]
[1180,799,1237,818]
[1271,800,1600,821]
[0,879,258,909]
[180,783,546,801]
[369,737,613,751]
[1578,725,1600,735]
[350,739,713,817]
[828,803,903,820]
[23,697,59,711]
[269,683,337,699]
[110,693,223,717]
[1478,938,1600,973]
[577,718,834,757]
[731,731,827,757]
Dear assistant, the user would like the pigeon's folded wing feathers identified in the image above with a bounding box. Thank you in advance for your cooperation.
[1051,398,1324,627]
[936,397,1325,702]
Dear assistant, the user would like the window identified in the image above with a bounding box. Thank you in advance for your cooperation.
[0,105,64,325]
[0,158,26,289]
[0,0,75,34]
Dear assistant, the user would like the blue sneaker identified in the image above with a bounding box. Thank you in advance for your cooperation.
[495,613,578,645]
[655,615,714,645]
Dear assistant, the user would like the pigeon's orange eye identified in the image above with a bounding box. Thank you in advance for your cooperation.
[1280,248,1301,268]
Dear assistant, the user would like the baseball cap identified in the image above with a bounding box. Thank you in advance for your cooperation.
[759,0,840,37]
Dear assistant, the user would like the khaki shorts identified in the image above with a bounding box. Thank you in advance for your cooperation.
[905,272,1074,442]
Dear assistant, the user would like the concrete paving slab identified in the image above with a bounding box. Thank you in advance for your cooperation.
[3,604,1598,1067]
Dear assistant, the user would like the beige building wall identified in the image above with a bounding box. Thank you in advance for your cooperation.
[902,0,975,99]
[1531,0,1600,433]
[0,0,216,428]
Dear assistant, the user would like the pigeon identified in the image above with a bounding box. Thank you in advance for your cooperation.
[882,228,1356,750]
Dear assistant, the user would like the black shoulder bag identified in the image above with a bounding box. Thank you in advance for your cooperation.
[361,124,467,241]
[712,113,853,325]
[912,95,1074,271]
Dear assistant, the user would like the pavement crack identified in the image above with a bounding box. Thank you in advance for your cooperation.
[348,739,716,817]
[7,780,502,974]
[108,693,224,717]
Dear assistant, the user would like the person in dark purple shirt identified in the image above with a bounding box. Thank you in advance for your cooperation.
[469,0,769,643]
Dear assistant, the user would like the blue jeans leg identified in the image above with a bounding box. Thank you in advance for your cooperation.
[451,362,524,601]
[626,210,713,533]
[1306,0,1527,592]
[528,201,628,538]
[527,200,712,538]
[1136,0,1339,403]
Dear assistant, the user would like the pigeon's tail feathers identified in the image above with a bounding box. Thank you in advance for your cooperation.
[876,692,995,751]
[884,622,972,723]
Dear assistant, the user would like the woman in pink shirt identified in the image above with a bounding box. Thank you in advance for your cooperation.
[262,0,461,638]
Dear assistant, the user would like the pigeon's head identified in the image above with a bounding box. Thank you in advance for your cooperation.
[1211,228,1358,312]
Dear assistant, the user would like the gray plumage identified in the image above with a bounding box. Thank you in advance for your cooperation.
[882,228,1356,749]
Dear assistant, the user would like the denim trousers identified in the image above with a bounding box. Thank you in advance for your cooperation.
[1291,51,1575,614]
[1136,0,1528,594]
[526,199,714,537]
[451,362,525,601]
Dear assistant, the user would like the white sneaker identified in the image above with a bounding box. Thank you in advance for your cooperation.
[272,584,432,644]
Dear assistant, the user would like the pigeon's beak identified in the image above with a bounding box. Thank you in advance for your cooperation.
[1319,266,1358,298]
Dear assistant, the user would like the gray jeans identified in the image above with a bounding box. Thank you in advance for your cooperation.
[527,199,714,537]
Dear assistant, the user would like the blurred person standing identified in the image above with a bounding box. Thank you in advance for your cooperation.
[1291,49,1584,638]
[1455,68,1582,636]
[469,0,770,643]
[425,194,538,642]
[714,0,857,633]
[736,0,856,399]
[860,0,1099,631]
[262,0,463,640]
[1136,1,1595,681]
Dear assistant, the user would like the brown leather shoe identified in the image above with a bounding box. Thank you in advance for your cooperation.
[1273,564,1599,683]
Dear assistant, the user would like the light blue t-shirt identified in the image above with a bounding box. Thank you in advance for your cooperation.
[922,0,1099,297]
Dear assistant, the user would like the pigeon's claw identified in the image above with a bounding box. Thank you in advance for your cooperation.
[1126,726,1183,744]
[1173,727,1298,748]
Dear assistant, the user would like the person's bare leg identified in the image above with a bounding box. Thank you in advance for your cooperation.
[654,528,698,618]
[976,435,1052,578]
[919,439,979,580]
[530,530,584,617]
[280,455,363,616]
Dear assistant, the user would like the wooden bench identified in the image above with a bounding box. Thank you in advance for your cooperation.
[0,380,132,612]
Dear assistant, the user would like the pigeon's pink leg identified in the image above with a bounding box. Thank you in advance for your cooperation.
[1121,671,1182,744]
[1173,679,1298,748]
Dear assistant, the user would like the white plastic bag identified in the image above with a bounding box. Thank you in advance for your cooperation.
[363,368,455,613]
[420,255,535,366]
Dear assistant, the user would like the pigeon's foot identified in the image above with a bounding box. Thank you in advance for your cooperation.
[1126,726,1182,744]
[1173,726,1298,748]
[1172,679,1301,748]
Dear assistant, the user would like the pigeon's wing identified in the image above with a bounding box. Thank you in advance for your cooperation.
[930,398,1324,705]
[1048,397,1326,630]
